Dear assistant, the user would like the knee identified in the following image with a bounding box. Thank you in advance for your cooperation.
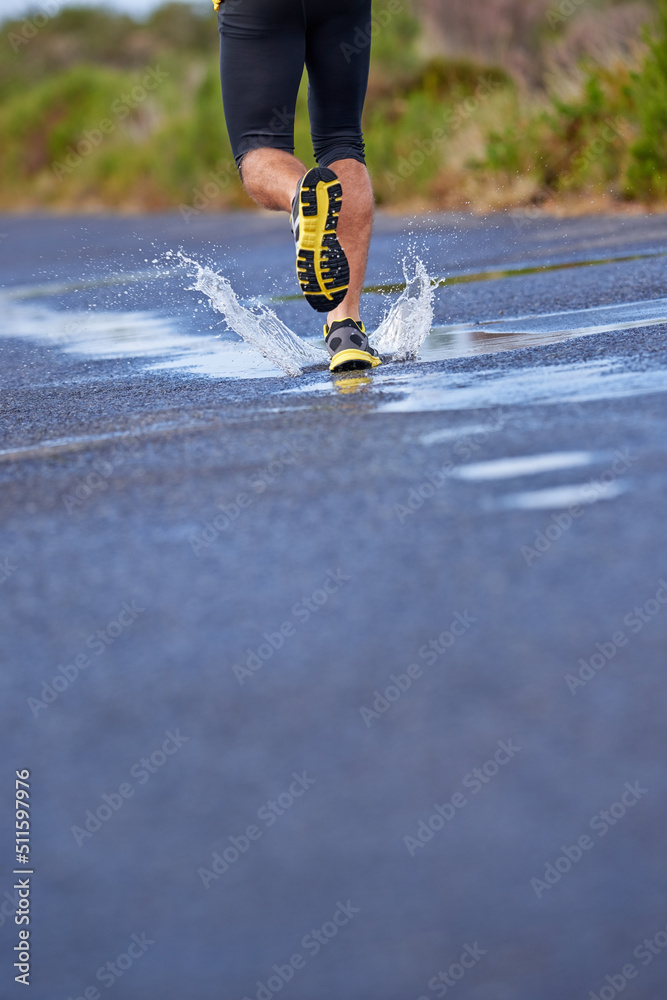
[330,159,374,212]
[239,147,290,192]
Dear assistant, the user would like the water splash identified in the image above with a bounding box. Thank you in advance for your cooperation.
[179,253,327,377]
[370,259,434,361]
[179,253,434,376]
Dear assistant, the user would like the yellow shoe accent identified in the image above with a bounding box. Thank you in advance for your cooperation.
[298,180,347,299]
[323,318,366,334]
[295,168,349,313]
[329,348,383,373]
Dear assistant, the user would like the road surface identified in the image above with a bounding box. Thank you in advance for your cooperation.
[1,210,667,1000]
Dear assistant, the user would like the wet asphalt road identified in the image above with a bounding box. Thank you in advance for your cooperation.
[1,211,667,1000]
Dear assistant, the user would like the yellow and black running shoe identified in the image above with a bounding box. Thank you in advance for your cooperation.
[291,167,350,313]
[324,318,382,373]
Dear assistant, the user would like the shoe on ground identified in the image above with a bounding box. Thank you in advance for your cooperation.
[291,167,350,313]
[324,318,382,372]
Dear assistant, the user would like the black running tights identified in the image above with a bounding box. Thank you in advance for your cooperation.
[218,0,372,170]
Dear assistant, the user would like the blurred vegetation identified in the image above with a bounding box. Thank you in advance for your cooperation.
[0,0,664,213]
[626,0,667,197]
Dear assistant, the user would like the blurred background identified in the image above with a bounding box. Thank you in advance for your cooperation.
[0,0,666,214]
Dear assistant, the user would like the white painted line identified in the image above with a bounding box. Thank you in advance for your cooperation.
[497,479,630,511]
[451,451,596,481]
[418,425,493,446]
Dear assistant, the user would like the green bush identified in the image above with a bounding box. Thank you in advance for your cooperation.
[0,65,133,177]
[479,63,634,198]
[627,0,667,199]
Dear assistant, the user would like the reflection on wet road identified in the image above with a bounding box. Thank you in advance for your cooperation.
[423,295,667,361]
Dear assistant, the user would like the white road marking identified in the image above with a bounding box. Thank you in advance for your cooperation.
[418,425,495,446]
[450,451,597,481]
[496,479,631,511]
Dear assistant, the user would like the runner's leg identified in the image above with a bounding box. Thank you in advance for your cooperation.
[241,149,306,212]
[218,0,306,209]
[324,159,373,323]
[305,0,373,323]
